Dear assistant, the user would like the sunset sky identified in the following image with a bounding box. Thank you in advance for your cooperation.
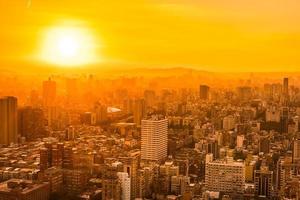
[0,0,300,72]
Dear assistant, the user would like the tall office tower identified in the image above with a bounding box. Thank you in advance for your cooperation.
[199,85,210,100]
[283,77,289,102]
[0,96,18,145]
[292,138,300,163]
[254,165,273,199]
[133,99,146,126]
[280,107,289,134]
[42,78,56,107]
[119,151,140,199]
[205,158,245,195]
[117,172,131,200]
[141,117,168,161]
[18,106,48,141]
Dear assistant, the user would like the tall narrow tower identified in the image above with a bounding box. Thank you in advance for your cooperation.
[42,78,56,107]
[283,77,289,104]
[0,96,18,145]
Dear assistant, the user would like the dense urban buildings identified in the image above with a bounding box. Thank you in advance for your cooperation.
[0,74,300,200]
[1,0,299,199]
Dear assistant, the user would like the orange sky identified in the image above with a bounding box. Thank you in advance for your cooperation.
[0,0,300,72]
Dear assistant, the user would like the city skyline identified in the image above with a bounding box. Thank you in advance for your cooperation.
[1,1,300,200]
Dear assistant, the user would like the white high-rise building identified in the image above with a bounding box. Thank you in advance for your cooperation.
[205,157,245,194]
[117,172,131,200]
[0,96,18,145]
[141,117,168,161]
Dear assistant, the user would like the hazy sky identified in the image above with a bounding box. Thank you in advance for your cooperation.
[0,0,300,72]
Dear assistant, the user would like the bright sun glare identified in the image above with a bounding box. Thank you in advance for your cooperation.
[41,26,98,67]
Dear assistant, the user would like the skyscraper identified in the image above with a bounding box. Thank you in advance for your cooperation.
[141,116,168,161]
[133,98,146,126]
[43,78,56,107]
[199,85,210,100]
[280,107,289,134]
[283,77,289,98]
[0,96,18,145]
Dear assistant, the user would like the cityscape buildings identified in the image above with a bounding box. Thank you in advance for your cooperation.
[0,0,299,199]
[0,73,300,200]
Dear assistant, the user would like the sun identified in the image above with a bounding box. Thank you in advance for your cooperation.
[40,25,99,67]
[57,36,79,58]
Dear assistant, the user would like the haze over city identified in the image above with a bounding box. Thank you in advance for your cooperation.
[1,1,300,200]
